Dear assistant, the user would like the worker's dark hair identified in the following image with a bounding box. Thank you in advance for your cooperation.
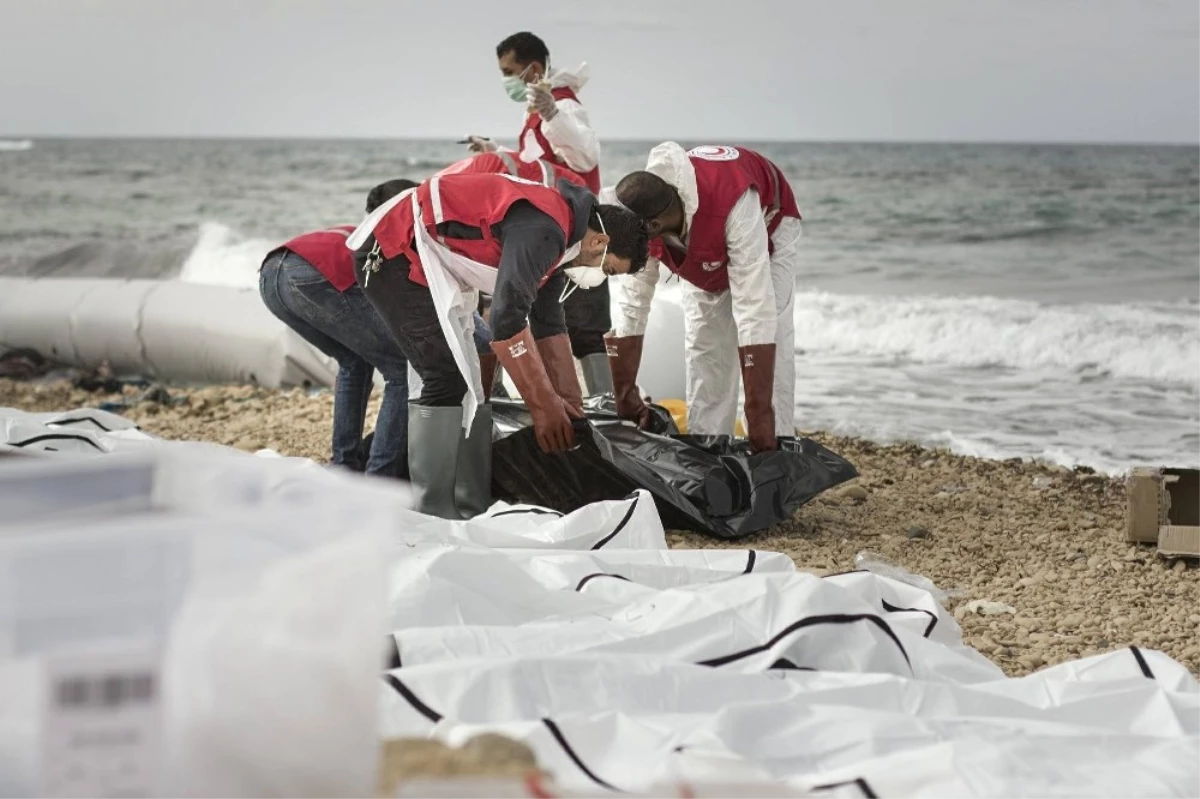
[591,205,649,274]
[365,179,418,213]
[615,171,675,221]
[496,31,549,68]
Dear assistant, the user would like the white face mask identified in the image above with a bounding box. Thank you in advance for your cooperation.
[559,258,607,303]
[560,214,609,303]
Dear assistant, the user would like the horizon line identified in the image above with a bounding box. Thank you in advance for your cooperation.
[2,133,1198,148]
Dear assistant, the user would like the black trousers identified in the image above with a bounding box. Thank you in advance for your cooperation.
[356,249,467,407]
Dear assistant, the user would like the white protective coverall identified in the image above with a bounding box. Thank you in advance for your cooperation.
[609,142,801,437]
[517,63,601,175]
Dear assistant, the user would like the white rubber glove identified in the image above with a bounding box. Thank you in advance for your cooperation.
[527,81,558,121]
[465,135,499,153]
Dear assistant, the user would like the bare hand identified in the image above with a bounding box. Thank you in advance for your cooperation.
[465,135,497,153]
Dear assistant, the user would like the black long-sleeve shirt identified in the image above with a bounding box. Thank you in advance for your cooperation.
[352,179,594,342]
[488,179,594,341]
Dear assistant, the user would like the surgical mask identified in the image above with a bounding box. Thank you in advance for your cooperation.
[502,75,528,102]
[502,63,534,102]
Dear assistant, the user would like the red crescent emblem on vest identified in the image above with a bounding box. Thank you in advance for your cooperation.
[688,145,741,161]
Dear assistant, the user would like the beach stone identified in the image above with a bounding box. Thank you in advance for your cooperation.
[1173,560,1188,573]
[906,524,929,539]
[838,485,869,504]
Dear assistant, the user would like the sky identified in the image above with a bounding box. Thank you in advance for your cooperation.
[0,0,1196,143]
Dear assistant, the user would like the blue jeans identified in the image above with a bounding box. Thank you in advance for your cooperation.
[259,250,409,476]
[473,312,493,354]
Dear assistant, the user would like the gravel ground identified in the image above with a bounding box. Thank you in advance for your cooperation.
[3,377,1197,678]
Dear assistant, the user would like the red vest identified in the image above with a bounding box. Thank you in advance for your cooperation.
[372,174,575,287]
[437,151,587,188]
[649,146,801,293]
[519,86,601,193]
[281,225,357,291]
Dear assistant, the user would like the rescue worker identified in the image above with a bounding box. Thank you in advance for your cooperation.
[346,172,648,519]
[436,151,597,397]
[607,143,803,453]
[463,31,612,396]
[258,178,491,477]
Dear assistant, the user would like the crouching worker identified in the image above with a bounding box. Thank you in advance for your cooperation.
[610,143,803,453]
[438,152,614,395]
[259,179,419,476]
[347,172,648,519]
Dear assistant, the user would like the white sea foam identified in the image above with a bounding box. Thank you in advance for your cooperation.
[793,290,1200,389]
[177,222,276,289]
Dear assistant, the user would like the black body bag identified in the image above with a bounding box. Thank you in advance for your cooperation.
[489,397,857,540]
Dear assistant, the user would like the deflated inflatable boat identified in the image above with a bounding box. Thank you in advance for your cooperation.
[0,277,337,387]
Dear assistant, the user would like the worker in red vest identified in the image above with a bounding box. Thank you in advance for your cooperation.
[346,173,648,519]
[462,32,613,397]
[606,143,803,453]
[435,151,615,396]
[259,178,490,478]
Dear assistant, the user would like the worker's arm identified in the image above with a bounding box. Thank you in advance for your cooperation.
[612,255,660,336]
[725,188,776,346]
[489,205,568,341]
[539,98,600,173]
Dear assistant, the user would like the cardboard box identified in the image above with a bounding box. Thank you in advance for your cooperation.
[1126,467,1199,558]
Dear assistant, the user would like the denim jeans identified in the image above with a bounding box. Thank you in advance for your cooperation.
[259,250,409,476]
[472,312,493,354]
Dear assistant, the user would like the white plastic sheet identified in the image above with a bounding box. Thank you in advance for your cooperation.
[376,506,1199,796]
[0,438,402,797]
[2,407,1198,797]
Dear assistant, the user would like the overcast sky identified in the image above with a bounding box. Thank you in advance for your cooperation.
[1,0,1196,143]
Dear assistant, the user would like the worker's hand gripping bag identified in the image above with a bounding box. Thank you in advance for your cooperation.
[0,447,400,797]
[490,397,858,539]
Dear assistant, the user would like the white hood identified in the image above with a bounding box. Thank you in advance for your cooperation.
[549,62,589,93]
[644,141,699,235]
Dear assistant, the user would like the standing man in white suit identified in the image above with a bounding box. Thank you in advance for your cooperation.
[463,31,614,395]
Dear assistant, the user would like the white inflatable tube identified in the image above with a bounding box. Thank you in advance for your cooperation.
[0,278,337,388]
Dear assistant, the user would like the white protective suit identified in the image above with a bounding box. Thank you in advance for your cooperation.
[610,142,801,437]
[518,63,601,174]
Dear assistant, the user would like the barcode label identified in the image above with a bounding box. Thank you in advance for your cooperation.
[55,672,156,710]
[42,649,162,798]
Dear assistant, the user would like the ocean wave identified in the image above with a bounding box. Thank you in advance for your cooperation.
[177,222,279,289]
[953,224,1081,244]
[13,239,188,279]
[0,139,33,152]
[794,290,1200,389]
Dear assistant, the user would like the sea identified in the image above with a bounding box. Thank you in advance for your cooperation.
[1,138,1197,474]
